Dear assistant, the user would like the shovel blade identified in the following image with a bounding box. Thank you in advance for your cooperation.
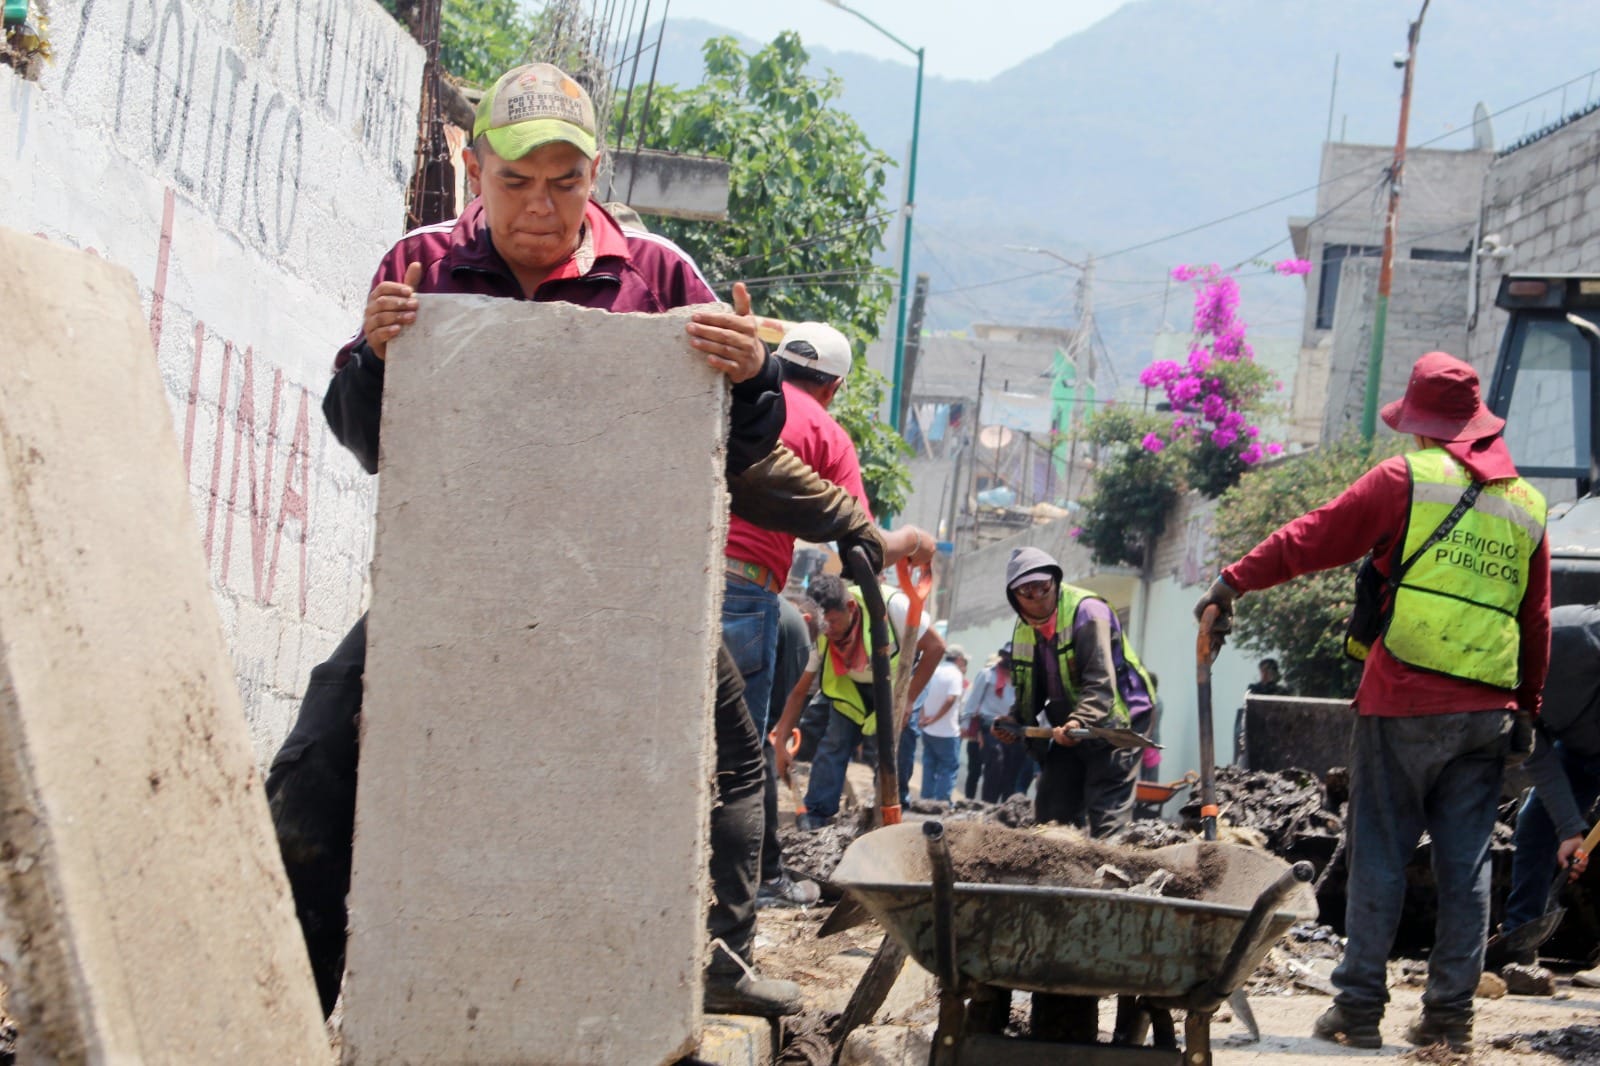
[1488,906,1565,959]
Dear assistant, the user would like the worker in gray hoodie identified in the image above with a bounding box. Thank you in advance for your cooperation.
[993,546,1161,1046]
[993,547,1158,833]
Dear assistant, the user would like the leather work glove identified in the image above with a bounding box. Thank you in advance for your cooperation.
[991,716,1021,744]
[1506,711,1535,768]
[1192,575,1238,633]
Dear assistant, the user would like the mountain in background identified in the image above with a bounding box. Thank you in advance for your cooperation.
[643,1,1596,383]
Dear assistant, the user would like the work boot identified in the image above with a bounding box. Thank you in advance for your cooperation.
[1312,1004,1382,1049]
[1404,1011,1471,1052]
[703,971,804,1017]
[1574,965,1600,989]
[756,874,821,908]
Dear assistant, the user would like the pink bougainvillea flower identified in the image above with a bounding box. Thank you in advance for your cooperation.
[1169,376,1202,406]
[1273,258,1313,276]
[1267,442,1284,456]
[1141,433,1165,454]
[1069,526,1082,538]
[1211,427,1238,449]
[1239,442,1264,465]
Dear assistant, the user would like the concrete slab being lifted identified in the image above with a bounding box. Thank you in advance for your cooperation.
[0,229,330,1062]
[341,296,728,1065]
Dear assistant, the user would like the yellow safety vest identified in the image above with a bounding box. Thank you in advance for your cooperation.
[1010,585,1153,730]
[817,584,902,736]
[1382,449,1546,690]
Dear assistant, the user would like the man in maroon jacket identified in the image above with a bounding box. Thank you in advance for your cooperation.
[267,62,930,1020]
[1195,352,1549,1052]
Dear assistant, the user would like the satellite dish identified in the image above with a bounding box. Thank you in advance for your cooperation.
[1472,102,1494,151]
[978,425,1014,450]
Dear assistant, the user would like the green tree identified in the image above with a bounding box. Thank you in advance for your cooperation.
[1076,409,1186,569]
[1210,436,1404,697]
[375,0,537,89]
[829,367,913,517]
[617,32,910,513]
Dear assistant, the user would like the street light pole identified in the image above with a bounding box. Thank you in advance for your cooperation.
[821,0,923,434]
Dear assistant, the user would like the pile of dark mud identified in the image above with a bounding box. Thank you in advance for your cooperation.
[776,821,862,887]
[942,822,1222,899]
[1109,819,1193,850]
[1180,766,1341,852]
[1489,1025,1600,1060]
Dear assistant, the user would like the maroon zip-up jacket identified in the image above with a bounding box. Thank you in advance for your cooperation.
[323,198,783,475]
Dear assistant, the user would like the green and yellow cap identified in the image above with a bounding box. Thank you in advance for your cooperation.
[473,63,598,161]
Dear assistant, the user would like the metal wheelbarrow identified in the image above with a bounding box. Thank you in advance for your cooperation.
[830,821,1316,1065]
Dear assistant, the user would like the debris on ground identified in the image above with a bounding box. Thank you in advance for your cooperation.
[775,1009,837,1066]
[1499,962,1556,996]
[1477,971,1508,998]
[1399,1043,1472,1064]
[942,823,1222,898]
[1108,819,1194,849]
[777,821,863,887]
[904,798,988,819]
[1489,1024,1600,1060]
[1245,922,1344,994]
[989,794,1036,828]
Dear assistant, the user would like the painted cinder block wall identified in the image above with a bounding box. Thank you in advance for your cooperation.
[2,0,423,759]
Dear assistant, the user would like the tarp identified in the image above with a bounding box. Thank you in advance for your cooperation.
[981,391,1053,433]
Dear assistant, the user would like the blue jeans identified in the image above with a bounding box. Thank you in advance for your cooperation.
[1505,741,1600,932]
[720,574,780,732]
[921,734,960,801]
[1333,711,1508,1023]
[805,708,868,820]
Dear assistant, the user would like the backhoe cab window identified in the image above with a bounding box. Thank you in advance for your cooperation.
[1496,315,1592,476]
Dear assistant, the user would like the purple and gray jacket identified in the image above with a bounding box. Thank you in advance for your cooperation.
[322,198,783,475]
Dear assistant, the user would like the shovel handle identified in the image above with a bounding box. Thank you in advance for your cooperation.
[1196,606,1222,841]
[1556,820,1600,886]
[847,546,901,826]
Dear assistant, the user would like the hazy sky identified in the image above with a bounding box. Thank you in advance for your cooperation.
[660,0,1133,81]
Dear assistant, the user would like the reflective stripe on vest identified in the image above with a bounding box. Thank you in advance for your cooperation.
[817,584,902,735]
[1009,585,1153,730]
[1382,449,1546,690]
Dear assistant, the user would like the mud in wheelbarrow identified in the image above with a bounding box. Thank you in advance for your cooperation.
[830,822,1316,1064]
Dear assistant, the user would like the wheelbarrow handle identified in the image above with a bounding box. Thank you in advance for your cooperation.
[923,822,959,990]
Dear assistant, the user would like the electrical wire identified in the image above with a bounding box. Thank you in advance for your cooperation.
[934,62,1600,298]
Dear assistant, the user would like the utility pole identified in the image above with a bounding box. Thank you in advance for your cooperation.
[1065,255,1095,500]
[1362,1,1430,441]
[964,354,988,552]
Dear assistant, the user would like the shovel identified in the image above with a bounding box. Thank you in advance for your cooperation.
[1009,724,1163,751]
[1487,820,1600,959]
[845,545,902,827]
[1196,604,1261,1040]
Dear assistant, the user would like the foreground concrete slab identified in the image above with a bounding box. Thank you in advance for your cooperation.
[0,229,330,1062]
[342,296,728,1064]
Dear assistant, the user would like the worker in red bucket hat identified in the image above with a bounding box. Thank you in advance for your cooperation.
[1194,351,1550,1053]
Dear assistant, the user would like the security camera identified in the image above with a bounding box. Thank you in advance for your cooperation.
[1477,233,1513,259]
[1392,52,1408,69]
